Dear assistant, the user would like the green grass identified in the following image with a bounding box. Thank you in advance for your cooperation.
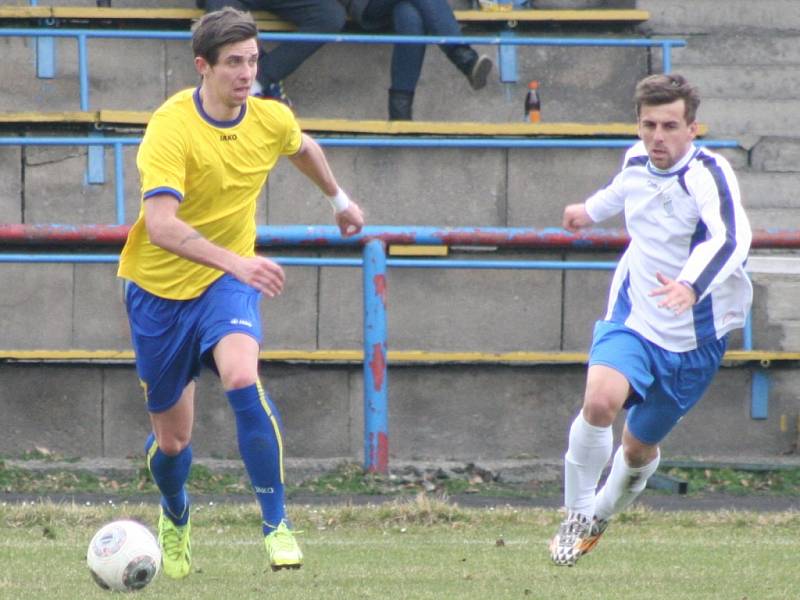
[1,499,798,600]
[665,465,800,495]
[0,460,543,499]
[5,458,799,499]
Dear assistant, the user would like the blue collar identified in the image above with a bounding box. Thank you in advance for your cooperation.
[193,87,247,128]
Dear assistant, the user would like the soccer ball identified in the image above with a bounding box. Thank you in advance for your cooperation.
[87,520,161,592]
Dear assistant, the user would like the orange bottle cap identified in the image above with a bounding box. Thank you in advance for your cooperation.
[528,81,539,89]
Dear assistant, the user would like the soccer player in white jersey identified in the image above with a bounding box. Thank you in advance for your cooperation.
[549,74,752,566]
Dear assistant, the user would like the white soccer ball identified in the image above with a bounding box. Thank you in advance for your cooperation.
[86,519,161,592]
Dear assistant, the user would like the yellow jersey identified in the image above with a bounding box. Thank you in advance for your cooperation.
[118,88,302,299]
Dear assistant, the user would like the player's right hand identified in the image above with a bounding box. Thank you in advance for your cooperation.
[234,256,285,298]
[336,201,365,238]
[562,203,593,232]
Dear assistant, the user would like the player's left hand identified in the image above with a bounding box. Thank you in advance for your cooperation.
[335,201,364,237]
[650,271,697,315]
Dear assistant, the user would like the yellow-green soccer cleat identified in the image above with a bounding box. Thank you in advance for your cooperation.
[264,521,303,571]
[158,510,192,579]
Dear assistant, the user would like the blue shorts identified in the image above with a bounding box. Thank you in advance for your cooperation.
[125,274,263,413]
[588,320,727,445]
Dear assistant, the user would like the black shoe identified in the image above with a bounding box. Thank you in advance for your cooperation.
[467,55,492,90]
[388,89,414,121]
[447,46,493,90]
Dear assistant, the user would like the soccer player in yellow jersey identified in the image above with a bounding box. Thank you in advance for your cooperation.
[118,7,364,578]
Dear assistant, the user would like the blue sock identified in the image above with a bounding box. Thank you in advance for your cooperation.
[145,433,191,526]
[226,382,286,535]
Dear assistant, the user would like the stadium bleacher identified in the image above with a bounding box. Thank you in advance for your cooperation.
[1,0,798,465]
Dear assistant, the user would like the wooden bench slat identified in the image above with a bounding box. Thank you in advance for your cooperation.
[0,111,98,124]
[2,111,710,138]
[0,349,794,365]
[51,7,204,20]
[0,6,648,27]
[0,7,278,21]
[301,118,647,137]
[0,7,52,18]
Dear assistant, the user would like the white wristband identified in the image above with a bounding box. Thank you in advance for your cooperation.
[327,187,351,213]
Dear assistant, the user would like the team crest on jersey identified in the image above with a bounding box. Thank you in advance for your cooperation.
[660,193,675,217]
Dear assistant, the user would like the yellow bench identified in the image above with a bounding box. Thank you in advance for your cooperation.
[0,111,711,138]
[0,349,791,366]
[0,6,649,30]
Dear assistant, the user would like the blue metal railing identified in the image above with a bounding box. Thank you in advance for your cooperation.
[0,234,617,472]
[0,28,686,111]
[0,222,771,471]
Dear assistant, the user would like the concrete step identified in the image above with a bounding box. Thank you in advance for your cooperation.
[676,65,800,101]
[739,171,800,211]
[751,137,800,172]
[762,280,800,322]
[696,97,800,138]
[639,0,800,34]
[747,208,800,232]
[670,33,800,67]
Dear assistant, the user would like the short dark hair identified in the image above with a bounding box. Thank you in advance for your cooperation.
[192,7,258,66]
[634,74,700,124]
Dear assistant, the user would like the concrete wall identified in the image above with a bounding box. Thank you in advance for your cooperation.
[0,0,798,463]
[4,362,797,461]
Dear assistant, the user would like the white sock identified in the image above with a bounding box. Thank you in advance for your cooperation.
[594,445,660,521]
[563,412,613,517]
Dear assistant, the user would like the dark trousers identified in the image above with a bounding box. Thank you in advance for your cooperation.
[361,0,466,93]
[203,0,346,85]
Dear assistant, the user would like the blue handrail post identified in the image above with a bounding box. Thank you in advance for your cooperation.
[362,238,389,473]
[78,33,89,111]
[744,310,769,420]
[662,41,672,74]
[499,29,518,104]
[36,36,55,79]
[87,131,105,185]
[114,142,125,224]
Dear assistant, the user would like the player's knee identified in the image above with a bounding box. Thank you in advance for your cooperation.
[220,368,258,392]
[156,434,191,457]
[581,394,619,427]
[623,444,658,468]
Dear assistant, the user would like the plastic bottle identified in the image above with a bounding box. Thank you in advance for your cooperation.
[524,80,541,123]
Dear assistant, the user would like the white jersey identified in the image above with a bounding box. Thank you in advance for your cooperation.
[585,142,752,352]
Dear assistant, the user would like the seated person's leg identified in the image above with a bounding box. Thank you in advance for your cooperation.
[405,0,492,89]
[254,1,347,95]
[385,2,425,120]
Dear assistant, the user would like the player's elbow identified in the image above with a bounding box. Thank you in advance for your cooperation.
[144,216,174,250]
[142,194,182,249]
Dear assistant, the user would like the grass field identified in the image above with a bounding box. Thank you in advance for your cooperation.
[1,496,798,600]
